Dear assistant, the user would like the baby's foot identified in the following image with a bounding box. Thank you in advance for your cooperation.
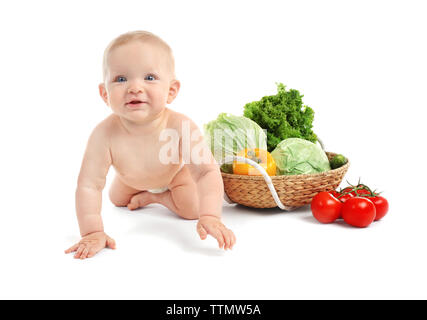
[127,191,154,210]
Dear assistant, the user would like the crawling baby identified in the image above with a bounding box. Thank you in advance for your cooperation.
[65,31,236,259]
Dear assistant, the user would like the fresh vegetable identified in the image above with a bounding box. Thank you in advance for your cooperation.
[334,192,354,218]
[341,197,376,228]
[271,138,331,175]
[370,196,389,221]
[339,182,389,220]
[243,83,317,152]
[337,192,354,203]
[311,192,343,224]
[233,148,276,176]
[330,154,347,169]
[204,113,267,173]
[330,190,341,198]
[310,180,389,227]
[341,186,370,197]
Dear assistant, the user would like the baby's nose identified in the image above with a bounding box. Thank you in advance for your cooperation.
[127,82,144,94]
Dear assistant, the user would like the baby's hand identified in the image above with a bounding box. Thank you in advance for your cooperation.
[64,231,116,259]
[197,216,236,250]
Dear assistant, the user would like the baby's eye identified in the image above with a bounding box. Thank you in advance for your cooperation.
[145,74,156,81]
[114,76,127,83]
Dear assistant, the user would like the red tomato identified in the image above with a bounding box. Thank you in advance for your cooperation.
[370,196,389,221]
[341,187,355,196]
[341,187,370,197]
[335,193,354,218]
[338,193,354,203]
[330,190,341,198]
[342,197,376,228]
[311,192,343,224]
[341,187,353,194]
[356,189,371,196]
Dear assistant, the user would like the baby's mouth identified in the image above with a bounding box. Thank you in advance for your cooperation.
[126,100,147,106]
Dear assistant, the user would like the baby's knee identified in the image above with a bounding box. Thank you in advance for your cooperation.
[174,192,199,220]
[178,206,199,220]
[109,189,130,207]
[178,210,199,220]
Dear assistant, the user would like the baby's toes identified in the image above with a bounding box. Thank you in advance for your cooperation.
[127,192,152,210]
[127,197,139,210]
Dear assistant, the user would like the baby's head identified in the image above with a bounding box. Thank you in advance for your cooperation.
[102,31,176,81]
[99,31,180,123]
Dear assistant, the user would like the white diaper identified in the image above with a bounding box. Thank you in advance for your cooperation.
[147,161,185,194]
[147,186,169,194]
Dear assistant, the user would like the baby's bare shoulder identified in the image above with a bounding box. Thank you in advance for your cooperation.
[166,109,198,132]
[89,114,117,144]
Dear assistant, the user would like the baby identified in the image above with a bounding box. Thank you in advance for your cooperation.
[65,31,236,259]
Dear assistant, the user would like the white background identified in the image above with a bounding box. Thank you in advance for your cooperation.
[0,0,426,299]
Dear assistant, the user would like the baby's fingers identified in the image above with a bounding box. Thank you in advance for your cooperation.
[231,230,236,249]
[74,245,85,259]
[227,229,236,250]
[79,247,89,260]
[197,223,208,240]
[209,227,225,249]
[86,247,98,259]
[221,228,236,250]
[74,245,97,259]
[106,236,116,249]
[223,229,232,250]
[65,243,79,254]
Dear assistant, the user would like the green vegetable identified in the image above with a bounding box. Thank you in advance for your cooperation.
[204,113,267,173]
[330,154,347,169]
[243,83,317,152]
[271,138,331,175]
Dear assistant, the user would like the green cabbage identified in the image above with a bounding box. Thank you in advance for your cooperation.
[204,113,267,173]
[271,138,331,175]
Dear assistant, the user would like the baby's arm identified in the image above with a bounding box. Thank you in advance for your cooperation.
[192,162,236,250]
[65,120,115,259]
[181,118,236,249]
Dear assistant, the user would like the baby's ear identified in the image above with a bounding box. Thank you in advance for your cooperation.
[167,80,181,104]
[98,83,109,105]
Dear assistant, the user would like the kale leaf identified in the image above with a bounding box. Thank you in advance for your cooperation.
[243,83,317,152]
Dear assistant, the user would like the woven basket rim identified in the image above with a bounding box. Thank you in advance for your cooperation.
[221,151,349,181]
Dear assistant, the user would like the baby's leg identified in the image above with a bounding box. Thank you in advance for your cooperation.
[109,175,141,207]
[127,166,199,220]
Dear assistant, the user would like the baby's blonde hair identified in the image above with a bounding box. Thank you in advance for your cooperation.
[102,30,175,81]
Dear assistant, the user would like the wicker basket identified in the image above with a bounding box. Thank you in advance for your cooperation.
[222,152,349,210]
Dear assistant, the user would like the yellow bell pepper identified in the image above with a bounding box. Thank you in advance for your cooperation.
[233,148,276,176]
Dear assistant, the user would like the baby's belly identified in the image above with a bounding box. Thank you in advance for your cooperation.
[113,163,182,191]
